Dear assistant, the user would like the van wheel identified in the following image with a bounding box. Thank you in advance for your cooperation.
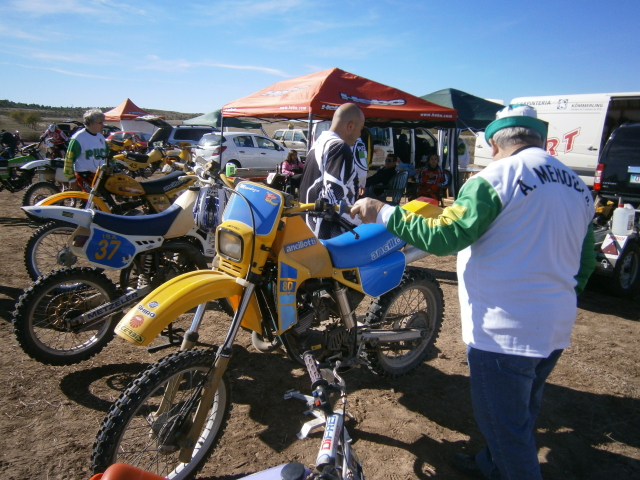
[226,160,240,169]
[611,241,640,297]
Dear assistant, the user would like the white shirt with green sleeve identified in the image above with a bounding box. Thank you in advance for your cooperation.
[378,146,596,358]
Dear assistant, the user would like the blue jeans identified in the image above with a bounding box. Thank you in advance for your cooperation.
[467,346,563,480]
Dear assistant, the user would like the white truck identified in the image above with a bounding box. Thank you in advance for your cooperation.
[473,92,640,186]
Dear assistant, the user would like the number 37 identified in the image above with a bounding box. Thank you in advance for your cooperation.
[94,239,121,260]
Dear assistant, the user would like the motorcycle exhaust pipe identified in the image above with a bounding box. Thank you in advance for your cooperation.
[403,244,430,264]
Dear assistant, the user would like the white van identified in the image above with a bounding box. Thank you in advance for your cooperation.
[313,121,438,168]
[473,92,640,186]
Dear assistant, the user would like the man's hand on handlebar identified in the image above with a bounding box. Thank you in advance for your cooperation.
[350,197,386,224]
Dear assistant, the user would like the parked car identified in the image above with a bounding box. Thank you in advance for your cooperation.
[106,131,152,152]
[165,125,216,147]
[194,132,289,170]
[594,123,640,203]
[102,124,120,137]
[272,128,308,160]
[592,123,640,296]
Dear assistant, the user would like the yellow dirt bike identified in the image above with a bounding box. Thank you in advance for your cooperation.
[91,172,445,478]
[24,143,197,280]
[34,141,194,215]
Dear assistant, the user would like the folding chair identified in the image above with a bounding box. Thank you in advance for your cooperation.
[380,171,409,206]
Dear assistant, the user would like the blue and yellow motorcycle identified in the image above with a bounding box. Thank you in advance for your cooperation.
[91,178,445,478]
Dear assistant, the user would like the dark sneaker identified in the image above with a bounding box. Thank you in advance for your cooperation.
[452,453,486,479]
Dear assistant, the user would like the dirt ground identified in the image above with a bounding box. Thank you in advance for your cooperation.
[0,187,638,480]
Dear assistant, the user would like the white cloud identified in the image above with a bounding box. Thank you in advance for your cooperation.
[189,0,304,22]
[0,25,47,41]
[9,0,146,16]
[0,61,114,79]
[137,56,288,77]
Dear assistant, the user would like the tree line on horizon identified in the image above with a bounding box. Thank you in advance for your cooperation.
[0,99,202,121]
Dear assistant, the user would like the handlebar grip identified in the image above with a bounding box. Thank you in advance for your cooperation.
[303,352,328,390]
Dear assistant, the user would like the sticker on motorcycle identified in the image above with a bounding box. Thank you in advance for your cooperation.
[129,315,144,328]
[85,228,137,269]
[284,237,317,253]
[264,192,280,205]
[148,301,159,308]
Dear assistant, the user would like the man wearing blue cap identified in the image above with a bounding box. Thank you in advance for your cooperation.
[350,105,596,479]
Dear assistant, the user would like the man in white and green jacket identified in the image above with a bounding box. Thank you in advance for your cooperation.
[351,105,596,480]
[63,108,110,191]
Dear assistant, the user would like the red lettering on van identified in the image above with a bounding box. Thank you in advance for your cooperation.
[563,128,580,152]
[546,138,559,156]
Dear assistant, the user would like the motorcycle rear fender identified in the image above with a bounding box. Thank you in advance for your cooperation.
[114,270,262,346]
[20,159,50,170]
[21,205,94,228]
[36,191,111,212]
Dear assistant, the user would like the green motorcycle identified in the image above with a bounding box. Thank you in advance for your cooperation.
[0,143,47,193]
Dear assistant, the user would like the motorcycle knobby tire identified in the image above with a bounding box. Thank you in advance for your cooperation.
[91,349,231,479]
[12,267,120,365]
[364,267,445,378]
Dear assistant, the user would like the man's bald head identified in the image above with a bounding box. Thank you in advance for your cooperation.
[330,103,365,146]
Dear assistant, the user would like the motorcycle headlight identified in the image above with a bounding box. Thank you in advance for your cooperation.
[218,228,243,262]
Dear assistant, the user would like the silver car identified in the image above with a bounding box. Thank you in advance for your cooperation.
[194,132,289,170]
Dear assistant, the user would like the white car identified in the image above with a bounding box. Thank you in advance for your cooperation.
[194,132,289,170]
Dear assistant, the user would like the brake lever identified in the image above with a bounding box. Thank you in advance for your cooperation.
[324,211,359,239]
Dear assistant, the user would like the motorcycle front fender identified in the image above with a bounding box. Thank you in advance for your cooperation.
[114,270,261,346]
[36,191,111,212]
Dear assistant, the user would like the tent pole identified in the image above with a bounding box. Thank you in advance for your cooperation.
[307,113,314,154]
[219,114,225,167]
[451,128,459,199]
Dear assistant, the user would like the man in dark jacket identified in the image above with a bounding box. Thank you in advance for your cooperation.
[299,103,365,239]
[364,154,398,197]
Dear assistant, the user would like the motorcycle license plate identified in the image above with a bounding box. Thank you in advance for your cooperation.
[630,174,640,184]
[85,228,137,269]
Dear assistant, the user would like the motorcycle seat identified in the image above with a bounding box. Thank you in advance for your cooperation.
[139,171,189,195]
[320,223,406,269]
[92,202,184,237]
[125,152,150,163]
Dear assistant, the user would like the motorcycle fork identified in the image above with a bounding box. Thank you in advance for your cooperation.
[177,283,256,462]
[85,169,105,209]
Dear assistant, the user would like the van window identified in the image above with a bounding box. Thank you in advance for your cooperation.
[603,127,640,165]
[174,128,211,141]
[283,131,294,141]
[293,131,305,142]
[272,131,284,140]
[415,128,437,165]
[369,127,391,146]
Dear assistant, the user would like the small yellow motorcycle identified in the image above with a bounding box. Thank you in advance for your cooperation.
[91,169,445,478]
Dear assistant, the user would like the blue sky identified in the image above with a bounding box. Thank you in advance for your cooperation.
[2,0,639,114]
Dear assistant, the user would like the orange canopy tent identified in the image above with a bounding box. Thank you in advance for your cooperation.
[104,98,154,121]
[104,99,161,134]
[222,68,457,125]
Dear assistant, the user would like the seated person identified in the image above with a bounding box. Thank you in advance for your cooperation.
[281,150,304,193]
[414,153,451,206]
[363,154,398,198]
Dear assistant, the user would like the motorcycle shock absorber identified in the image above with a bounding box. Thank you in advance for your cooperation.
[333,280,357,330]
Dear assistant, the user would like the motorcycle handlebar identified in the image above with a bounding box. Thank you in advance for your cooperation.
[303,352,328,390]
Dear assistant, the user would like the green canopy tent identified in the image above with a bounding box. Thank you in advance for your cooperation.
[420,88,504,131]
[183,109,266,135]
[420,88,504,197]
